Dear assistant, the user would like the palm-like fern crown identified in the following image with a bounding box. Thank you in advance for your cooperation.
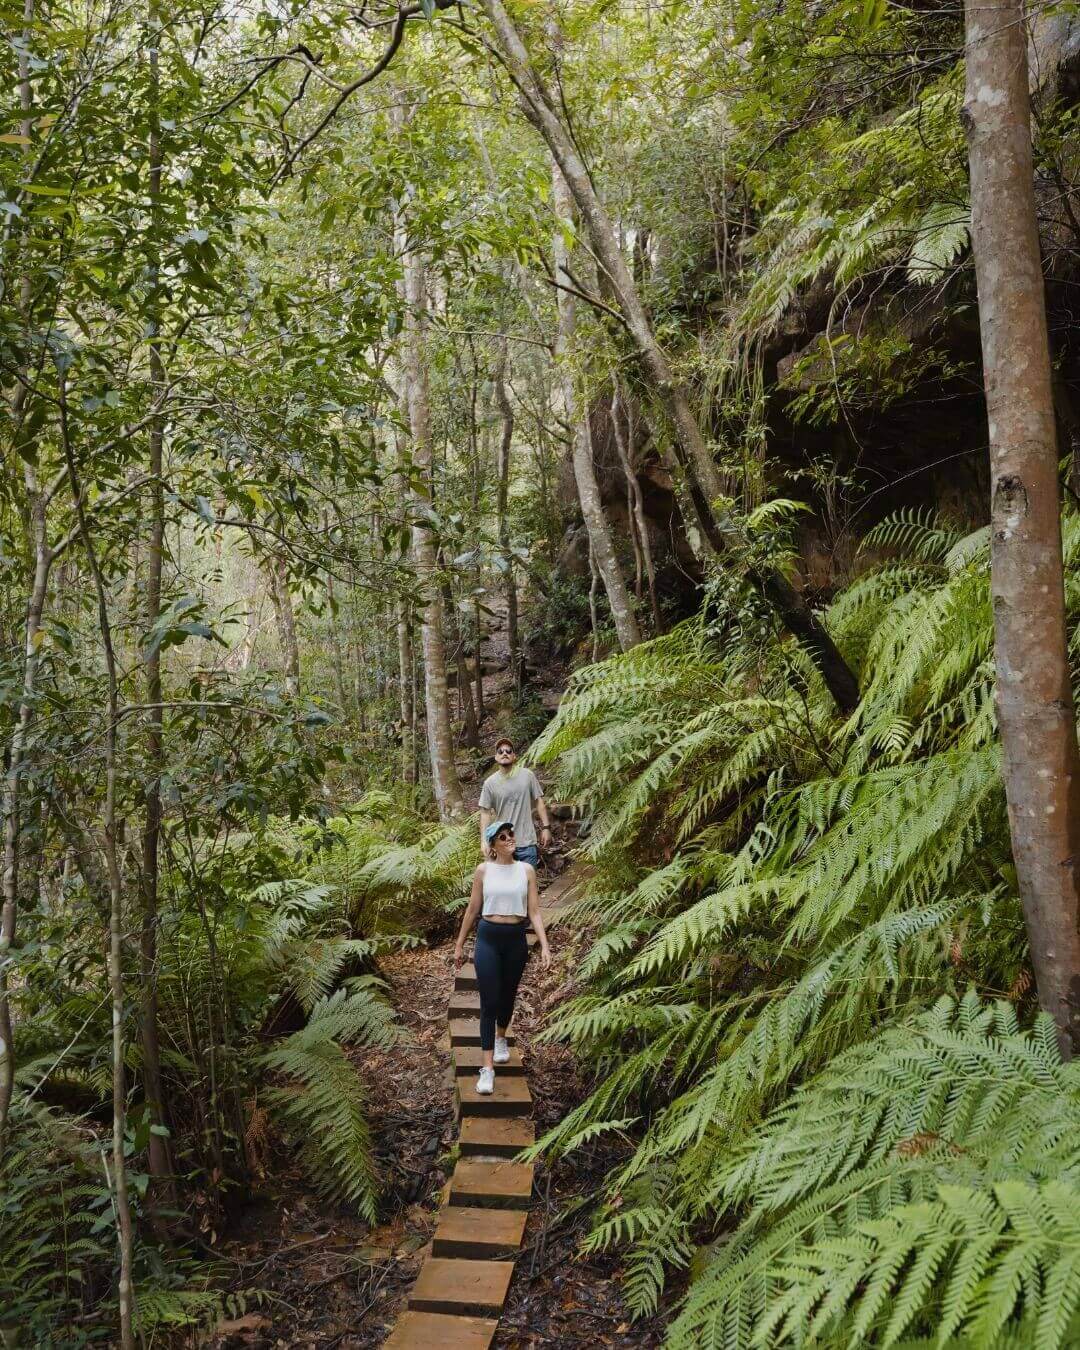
[528,508,1080,1346]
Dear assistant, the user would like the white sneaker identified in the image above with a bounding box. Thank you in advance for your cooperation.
[494,1036,510,1064]
[476,1067,495,1095]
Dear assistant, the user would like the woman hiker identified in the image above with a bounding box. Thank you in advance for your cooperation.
[454,819,551,1095]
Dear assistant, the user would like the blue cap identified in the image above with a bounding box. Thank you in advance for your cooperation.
[484,819,515,845]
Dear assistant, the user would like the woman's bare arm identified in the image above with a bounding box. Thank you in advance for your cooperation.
[454,866,485,967]
[526,866,551,968]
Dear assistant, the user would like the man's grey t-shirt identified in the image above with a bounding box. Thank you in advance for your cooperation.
[479,767,543,847]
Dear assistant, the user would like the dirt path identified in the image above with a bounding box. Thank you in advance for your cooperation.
[199,944,456,1348]
[490,896,668,1350]
[200,635,669,1345]
[201,849,666,1348]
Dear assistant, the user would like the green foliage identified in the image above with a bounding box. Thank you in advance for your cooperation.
[529,508,1079,1344]
[0,1099,109,1339]
[669,997,1080,1350]
[287,797,478,931]
[260,986,397,1220]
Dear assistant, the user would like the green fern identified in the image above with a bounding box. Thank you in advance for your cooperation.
[669,1000,1080,1350]
[260,988,397,1219]
[525,506,1078,1343]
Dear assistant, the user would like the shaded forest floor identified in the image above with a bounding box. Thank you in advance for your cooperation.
[195,633,672,1346]
[199,890,669,1348]
[197,837,669,1348]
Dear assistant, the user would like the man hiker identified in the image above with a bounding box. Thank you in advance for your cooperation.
[478,736,552,866]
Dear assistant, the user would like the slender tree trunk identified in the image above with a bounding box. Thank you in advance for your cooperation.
[467,369,487,723]
[473,595,486,723]
[268,556,300,697]
[482,0,859,712]
[59,383,136,1349]
[385,356,419,781]
[0,478,48,1151]
[139,0,174,1203]
[550,162,641,653]
[328,578,349,712]
[238,584,260,671]
[588,539,601,662]
[324,554,349,713]
[400,223,465,819]
[493,343,523,688]
[963,0,1080,1056]
[0,0,49,1148]
[441,570,480,747]
[612,383,663,633]
[397,599,416,782]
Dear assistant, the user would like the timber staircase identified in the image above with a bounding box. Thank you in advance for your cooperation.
[384,869,579,1349]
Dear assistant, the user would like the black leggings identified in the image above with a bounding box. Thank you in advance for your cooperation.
[474,918,529,1052]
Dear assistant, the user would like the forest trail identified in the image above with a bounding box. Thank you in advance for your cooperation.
[202,635,664,1347]
[386,868,581,1348]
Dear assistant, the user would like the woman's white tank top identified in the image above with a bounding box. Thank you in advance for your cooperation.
[482,860,529,918]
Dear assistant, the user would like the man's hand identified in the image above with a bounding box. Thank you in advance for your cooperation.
[540,825,552,844]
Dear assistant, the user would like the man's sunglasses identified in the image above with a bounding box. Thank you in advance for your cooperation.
[495,746,515,756]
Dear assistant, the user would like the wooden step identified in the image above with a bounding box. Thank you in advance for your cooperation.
[384,1311,498,1350]
[408,1257,514,1317]
[457,1076,532,1118]
[432,1205,527,1260]
[453,1045,525,1076]
[450,1020,516,1048]
[455,963,478,992]
[449,1159,534,1209]
[460,1116,535,1158]
[449,991,481,1016]
[449,1018,478,1047]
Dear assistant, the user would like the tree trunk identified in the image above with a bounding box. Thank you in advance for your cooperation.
[588,538,601,662]
[397,599,416,782]
[60,381,136,1349]
[268,555,300,698]
[964,0,1080,1057]
[324,550,349,714]
[400,219,465,819]
[612,383,663,634]
[0,0,49,1148]
[481,0,860,712]
[0,475,49,1151]
[139,0,174,1204]
[467,366,487,723]
[550,161,641,653]
[493,342,523,688]
[441,570,480,747]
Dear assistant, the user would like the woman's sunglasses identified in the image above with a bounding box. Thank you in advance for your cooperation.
[495,829,515,841]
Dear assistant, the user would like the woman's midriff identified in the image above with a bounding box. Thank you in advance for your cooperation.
[482,914,528,925]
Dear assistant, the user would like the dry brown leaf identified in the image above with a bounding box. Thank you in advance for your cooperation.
[213,1312,272,1335]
